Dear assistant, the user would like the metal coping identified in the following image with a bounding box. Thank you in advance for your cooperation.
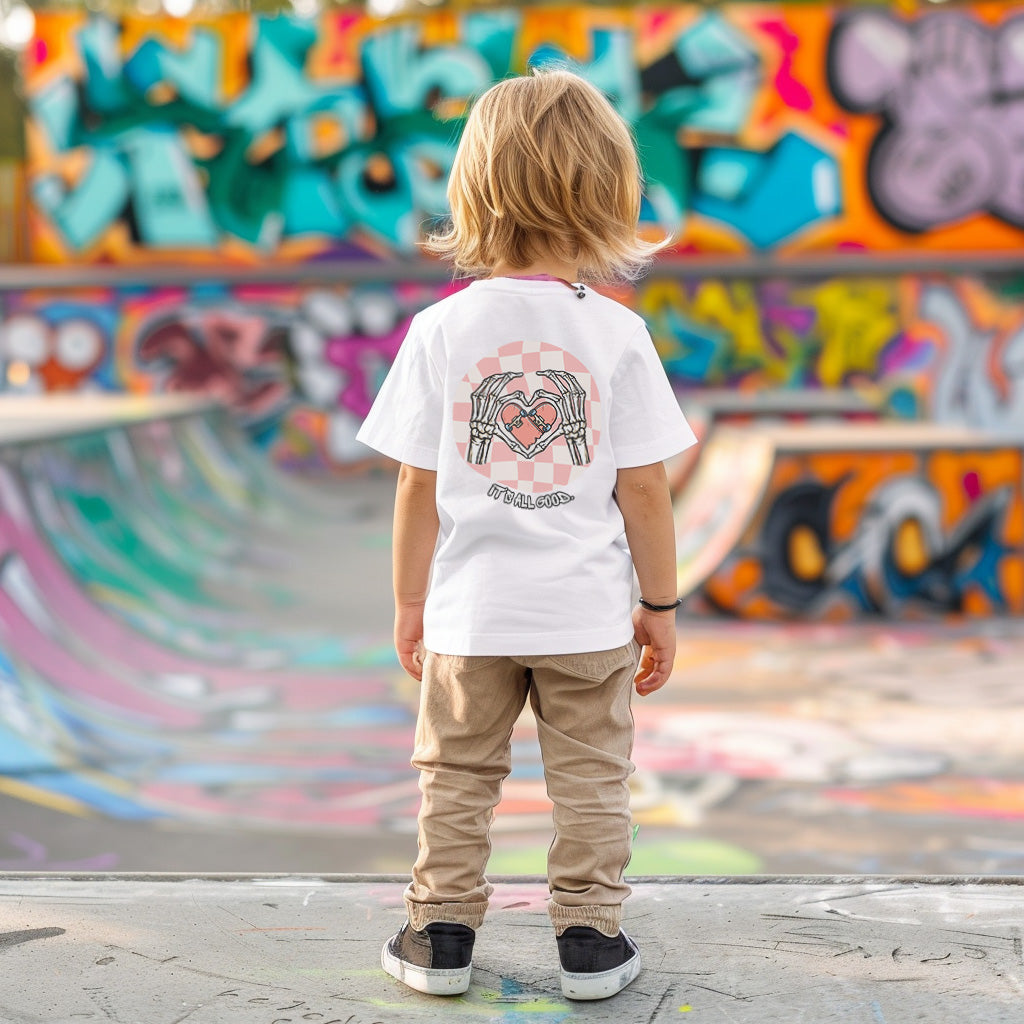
[0,396,223,449]
[0,252,1021,290]
[0,872,1021,886]
[709,421,1010,450]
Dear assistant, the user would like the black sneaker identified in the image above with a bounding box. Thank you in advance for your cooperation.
[380,920,475,995]
[556,926,641,1000]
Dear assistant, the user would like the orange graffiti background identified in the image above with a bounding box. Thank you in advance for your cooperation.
[18,4,1024,264]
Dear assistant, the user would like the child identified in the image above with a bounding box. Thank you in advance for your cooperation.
[356,68,696,1001]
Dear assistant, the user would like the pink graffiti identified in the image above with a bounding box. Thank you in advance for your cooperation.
[137,310,290,419]
[757,18,813,112]
[0,833,119,871]
[881,331,933,376]
[325,326,405,419]
[140,780,420,828]
[964,471,982,501]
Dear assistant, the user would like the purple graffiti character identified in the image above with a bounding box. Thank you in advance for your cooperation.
[828,10,1024,231]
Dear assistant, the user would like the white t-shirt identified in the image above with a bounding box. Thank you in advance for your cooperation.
[356,277,697,655]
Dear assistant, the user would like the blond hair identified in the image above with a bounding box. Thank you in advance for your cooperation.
[423,68,669,284]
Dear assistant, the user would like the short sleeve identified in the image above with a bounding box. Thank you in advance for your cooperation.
[609,325,697,468]
[356,317,443,470]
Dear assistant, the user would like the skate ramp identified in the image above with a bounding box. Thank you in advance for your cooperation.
[3,398,1024,881]
[667,387,881,494]
[0,396,416,831]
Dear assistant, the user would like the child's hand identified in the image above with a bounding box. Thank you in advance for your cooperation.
[631,605,677,696]
[395,601,427,681]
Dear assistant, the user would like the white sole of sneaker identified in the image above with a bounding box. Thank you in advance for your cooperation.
[380,938,472,996]
[560,948,641,1001]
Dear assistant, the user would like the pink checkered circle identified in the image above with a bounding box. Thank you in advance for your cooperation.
[453,340,602,494]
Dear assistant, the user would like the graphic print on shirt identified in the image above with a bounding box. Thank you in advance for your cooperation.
[453,340,601,498]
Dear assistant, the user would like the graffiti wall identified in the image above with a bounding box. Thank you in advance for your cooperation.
[0,280,457,468]
[644,274,1024,432]
[689,439,1024,618]
[12,3,1024,464]
[1,272,1023,468]
[22,4,1024,264]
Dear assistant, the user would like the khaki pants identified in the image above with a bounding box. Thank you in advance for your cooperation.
[404,640,641,938]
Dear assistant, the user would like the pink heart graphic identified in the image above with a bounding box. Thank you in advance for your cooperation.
[499,398,560,456]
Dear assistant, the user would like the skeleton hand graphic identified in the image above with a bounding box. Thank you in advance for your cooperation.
[468,371,523,464]
[538,369,590,465]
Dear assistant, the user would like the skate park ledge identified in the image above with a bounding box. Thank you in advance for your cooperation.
[1,873,1022,1023]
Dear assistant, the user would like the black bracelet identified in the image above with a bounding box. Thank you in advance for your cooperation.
[638,597,683,612]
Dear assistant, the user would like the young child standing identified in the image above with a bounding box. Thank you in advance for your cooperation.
[356,68,696,1001]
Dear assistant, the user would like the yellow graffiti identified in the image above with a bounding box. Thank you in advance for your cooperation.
[788,524,826,581]
[802,279,900,387]
[893,517,930,577]
[638,278,803,385]
[689,280,768,374]
[0,777,92,817]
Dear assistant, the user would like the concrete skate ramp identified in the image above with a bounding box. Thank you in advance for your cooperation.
[1,874,1020,1022]
[0,396,414,829]
[675,423,1024,619]
[5,398,1024,881]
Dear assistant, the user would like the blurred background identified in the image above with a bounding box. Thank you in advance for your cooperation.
[0,0,1022,877]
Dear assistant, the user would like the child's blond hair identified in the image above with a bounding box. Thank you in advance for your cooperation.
[424,68,669,284]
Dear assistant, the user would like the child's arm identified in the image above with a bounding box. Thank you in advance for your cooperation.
[393,464,440,681]
[615,461,677,696]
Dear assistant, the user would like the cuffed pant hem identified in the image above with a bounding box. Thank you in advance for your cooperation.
[548,901,622,938]
[406,898,488,932]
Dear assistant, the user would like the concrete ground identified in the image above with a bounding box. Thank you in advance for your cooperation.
[1,874,1022,1024]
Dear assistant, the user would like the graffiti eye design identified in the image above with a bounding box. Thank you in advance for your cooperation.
[760,481,838,607]
[55,319,103,371]
[892,517,930,577]
[2,315,50,367]
[787,524,827,582]
[363,153,397,193]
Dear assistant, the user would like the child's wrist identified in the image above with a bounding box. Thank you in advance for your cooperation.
[638,596,682,612]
